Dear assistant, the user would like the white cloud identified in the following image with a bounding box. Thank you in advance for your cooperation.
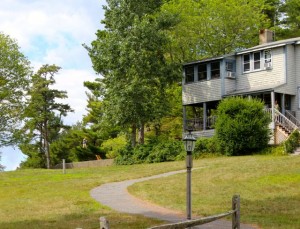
[54,68,98,125]
[0,0,106,170]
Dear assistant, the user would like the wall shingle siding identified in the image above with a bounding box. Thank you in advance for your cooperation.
[182,79,222,105]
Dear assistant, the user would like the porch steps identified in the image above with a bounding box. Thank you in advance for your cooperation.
[277,124,292,136]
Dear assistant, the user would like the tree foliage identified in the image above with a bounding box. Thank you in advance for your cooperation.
[0,33,32,146]
[18,65,73,169]
[50,122,106,164]
[85,0,180,147]
[162,0,268,62]
[215,97,271,155]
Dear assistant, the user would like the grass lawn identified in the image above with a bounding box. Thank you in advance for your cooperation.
[129,155,300,229]
[0,162,184,229]
[0,155,299,228]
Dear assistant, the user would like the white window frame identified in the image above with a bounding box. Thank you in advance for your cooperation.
[243,54,251,72]
[253,51,261,70]
[264,50,272,63]
[243,50,272,73]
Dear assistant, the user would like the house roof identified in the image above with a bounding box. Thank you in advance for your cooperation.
[236,37,300,55]
[182,56,226,66]
[183,36,300,66]
[224,83,285,97]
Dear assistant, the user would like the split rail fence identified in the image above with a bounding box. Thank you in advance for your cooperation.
[99,195,240,229]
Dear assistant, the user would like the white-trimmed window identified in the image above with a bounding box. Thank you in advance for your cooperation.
[243,54,250,72]
[253,52,261,70]
[264,50,272,63]
[243,50,271,72]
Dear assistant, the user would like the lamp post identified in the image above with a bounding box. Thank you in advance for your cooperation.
[183,130,196,220]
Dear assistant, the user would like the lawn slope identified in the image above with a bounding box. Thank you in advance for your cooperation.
[129,155,300,229]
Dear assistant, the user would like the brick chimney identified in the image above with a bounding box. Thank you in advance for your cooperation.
[259,29,274,44]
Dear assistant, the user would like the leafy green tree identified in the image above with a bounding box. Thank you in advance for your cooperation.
[85,0,179,147]
[215,97,271,156]
[162,0,268,62]
[0,32,32,146]
[18,65,73,169]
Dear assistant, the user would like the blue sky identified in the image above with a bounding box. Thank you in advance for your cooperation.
[0,0,106,171]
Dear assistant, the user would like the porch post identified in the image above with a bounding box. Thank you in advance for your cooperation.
[281,94,285,114]
[183,105,187,131]
[203,102,207,130]
[271,91,275,127]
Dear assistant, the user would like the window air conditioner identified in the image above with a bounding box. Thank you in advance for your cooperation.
[264,62,272,69]
[226,71,236,79]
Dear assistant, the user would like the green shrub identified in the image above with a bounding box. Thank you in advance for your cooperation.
[215,97,270,156]
[284,130,300,154]
[69,145,106,162]
[114,144,135,165]
[255,145,287,156]
[101,134,127,159]
[193,137,220,157]
[114,137,185,165]
[146,139,184,163]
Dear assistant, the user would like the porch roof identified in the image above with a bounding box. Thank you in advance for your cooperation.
[224,83,284,97]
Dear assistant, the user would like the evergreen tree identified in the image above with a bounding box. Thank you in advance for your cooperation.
[276,0,300,38]
[18,65,73,169]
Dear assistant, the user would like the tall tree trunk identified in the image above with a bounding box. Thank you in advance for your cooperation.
[138,122,144,144]
[44,121,50,169]
[131,123,136,148]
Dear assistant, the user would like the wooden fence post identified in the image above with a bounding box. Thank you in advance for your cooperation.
[232,195,240,229]
[62,159,66,174]
[100,217,109,229]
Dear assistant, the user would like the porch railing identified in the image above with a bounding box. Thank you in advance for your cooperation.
[186,109,300,134]
[285,110,300,128]
[185,116,217,131]
[265,108,298,133]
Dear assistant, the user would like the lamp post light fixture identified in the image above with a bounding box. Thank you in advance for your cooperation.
[183,130,196,220]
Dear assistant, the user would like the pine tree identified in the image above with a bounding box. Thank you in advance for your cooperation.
[19,65,73,169]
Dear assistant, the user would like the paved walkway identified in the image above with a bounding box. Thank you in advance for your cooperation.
[90,169,257,229]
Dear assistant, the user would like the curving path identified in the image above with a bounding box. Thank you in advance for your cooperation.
[90,169,256,229]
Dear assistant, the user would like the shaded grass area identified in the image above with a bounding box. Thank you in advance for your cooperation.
[0,162,184,229]
[129,155,300,229]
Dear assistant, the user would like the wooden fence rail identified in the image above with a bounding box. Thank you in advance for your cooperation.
[99,195,240,229]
